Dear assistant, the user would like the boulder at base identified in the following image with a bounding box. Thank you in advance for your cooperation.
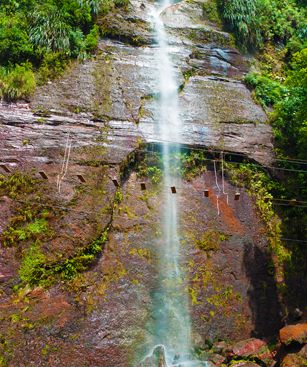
[230,338,273,364]
[230,362,262,367]
[279,323,307,345]
[281,353,307,367]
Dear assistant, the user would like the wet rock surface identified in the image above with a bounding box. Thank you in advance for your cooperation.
[0,0,281,365]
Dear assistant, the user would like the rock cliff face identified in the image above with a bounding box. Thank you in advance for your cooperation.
[0,0,281,366]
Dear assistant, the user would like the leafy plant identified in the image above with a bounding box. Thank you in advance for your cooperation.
[36,51,68,84]
[202,0,222,25]
[218,0,305,50]
[245,72,288,107]
[85,24,100,52]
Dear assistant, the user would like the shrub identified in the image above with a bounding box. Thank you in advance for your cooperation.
[271,48,307,158]
[245,72,288,107]
[202,0,222,25]
[0,14,33,65]
[0,64,36,101]
[257,0,305,44]
[218,0,305,50]
[85,24,100,52]
[36,51,69,84]
[69,28,86,58]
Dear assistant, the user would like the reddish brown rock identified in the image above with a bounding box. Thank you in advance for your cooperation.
[209,353,225,366]
[279,323,307,345]
[231,338,273,364]
[213,341,230,355]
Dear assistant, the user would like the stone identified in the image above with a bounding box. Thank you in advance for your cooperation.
[279,323,307,345]
[138,345,167,367]
[230,338,273,364]
[213,341,230,355]
[230,362,261,367]
[209,353,225,366]
[299,344,307,358]
[281,353,307,367]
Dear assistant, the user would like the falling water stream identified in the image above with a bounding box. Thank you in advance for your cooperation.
[139,2,207,366]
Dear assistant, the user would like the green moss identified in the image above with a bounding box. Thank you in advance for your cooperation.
[188,260,242,316]
[1,208,52,247]
[0,172,39,199]
[129,247,152,261]
[187,27,233,47]
[18,227,110,287]
[19,243,46,285]
[4,218,49,244]
[195,230,227,253]
[92,54,113,115]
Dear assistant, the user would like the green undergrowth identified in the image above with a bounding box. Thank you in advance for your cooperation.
[219,0,307,311]
[244,72,289,109]
[2,217,51,247]
[0,63,36,101]
[18,227,109,287]
[245,47,306,160]
[0,0,128,101]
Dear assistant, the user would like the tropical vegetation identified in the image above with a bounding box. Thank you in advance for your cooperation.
[0,0,127,101]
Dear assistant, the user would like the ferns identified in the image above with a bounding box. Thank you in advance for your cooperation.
[29,6,71,53]
[218,0,262,50]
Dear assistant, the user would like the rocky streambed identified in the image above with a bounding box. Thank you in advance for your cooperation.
[0,0,305,366]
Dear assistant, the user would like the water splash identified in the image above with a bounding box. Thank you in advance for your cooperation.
[138,2,208,366]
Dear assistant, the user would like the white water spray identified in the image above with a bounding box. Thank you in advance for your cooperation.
[139,2,208,366]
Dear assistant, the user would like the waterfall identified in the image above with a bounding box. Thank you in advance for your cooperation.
[138,2,208,366]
